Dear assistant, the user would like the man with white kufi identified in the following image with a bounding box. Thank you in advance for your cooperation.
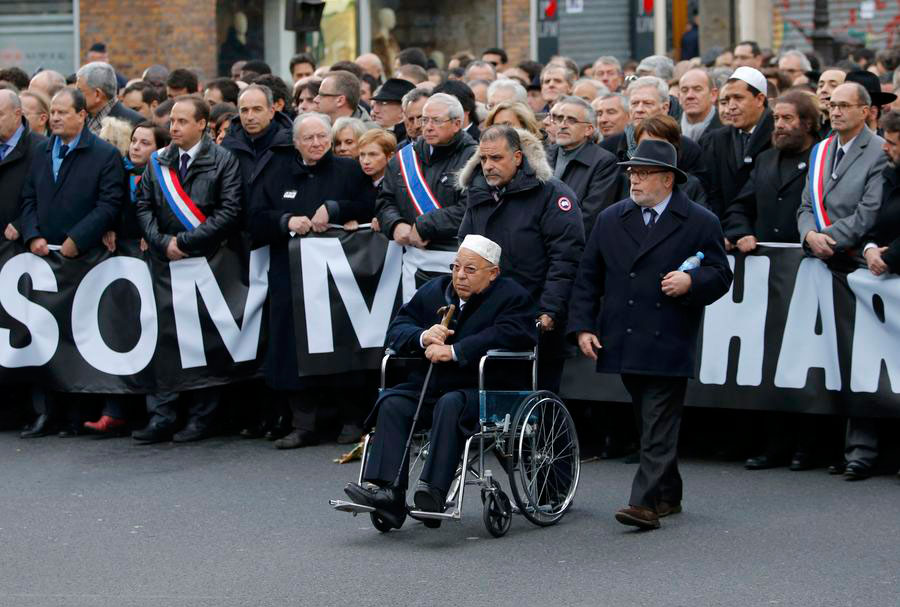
[343,235,539,530]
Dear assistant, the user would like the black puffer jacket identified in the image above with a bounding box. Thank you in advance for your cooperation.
[376,129,477,250]
[135,135,242,257]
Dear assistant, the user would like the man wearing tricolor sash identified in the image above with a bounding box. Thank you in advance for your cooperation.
[797,82,887,264]
[375,93,477,255]
[133,95,243,444]
[795,81,888,482]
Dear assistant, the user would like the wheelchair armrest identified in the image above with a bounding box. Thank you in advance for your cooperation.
[483,349,536,360]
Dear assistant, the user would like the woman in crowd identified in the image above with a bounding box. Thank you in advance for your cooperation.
[331,116,366,159]
[483,100,543,137]
[249,112,376,450]
[210,102,238,144]
[292,78,321,114]
[83,120,171,435]
[355,128,397,232]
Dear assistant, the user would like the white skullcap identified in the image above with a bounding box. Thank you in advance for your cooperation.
[459,234,501,265]
[729,66,768,96]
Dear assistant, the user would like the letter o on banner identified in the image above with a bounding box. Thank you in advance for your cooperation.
[71,257,158,375]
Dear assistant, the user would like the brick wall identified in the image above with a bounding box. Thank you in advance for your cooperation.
[80,0,217,82]
[502,0,532,65]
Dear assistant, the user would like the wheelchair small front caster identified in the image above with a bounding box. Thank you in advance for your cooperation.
[482,485,512,538]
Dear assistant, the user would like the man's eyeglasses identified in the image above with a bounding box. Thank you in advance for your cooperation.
[421,116,453,126]
[549,113,590,127]
[626,167,667,180]
[449,262,494,275]
[828,102,865,112]
[316,92,340,98]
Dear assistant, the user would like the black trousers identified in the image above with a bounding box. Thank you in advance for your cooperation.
[621,374,687,510]
[363,389,478,492]
[845,417,878,467]
[146,387,221,428]
[289,388,368,433]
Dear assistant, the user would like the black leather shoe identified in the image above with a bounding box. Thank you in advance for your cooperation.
[744,455,786,470]
[336,424,363,445]
[173,425,214,443]
[132,424,174,444]
[827,462,846,475]
[789,451,815,471]
[413,482,446,513]
[20,414,53,439]
[58,422,86,438]
[843,461,871,481]
[274,429,319,449]
[344,483,406,529]
[264,417,292,441]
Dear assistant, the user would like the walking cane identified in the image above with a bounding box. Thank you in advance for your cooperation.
[391,303,456,489]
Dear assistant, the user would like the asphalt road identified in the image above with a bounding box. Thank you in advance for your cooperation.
[1,431,897,607]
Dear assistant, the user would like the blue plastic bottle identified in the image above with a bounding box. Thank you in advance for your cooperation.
[677,251,704,271]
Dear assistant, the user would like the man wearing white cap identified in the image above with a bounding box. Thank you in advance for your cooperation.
[700,66,775,224]
[343,235,538,530]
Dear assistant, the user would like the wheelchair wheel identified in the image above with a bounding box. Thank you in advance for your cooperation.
[481,481,512,538]
[370,511,401,533]
[507,391,580,527]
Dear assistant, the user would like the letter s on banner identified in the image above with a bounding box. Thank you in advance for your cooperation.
[71,257,158,375]
[0,253,60,367]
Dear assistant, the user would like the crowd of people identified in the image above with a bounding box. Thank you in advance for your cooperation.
[1,38,899,489]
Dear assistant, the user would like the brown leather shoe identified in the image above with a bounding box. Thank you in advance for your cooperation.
[615,505,660,530]
[657,501,682,517]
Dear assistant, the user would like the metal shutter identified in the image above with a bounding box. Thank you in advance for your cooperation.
[558,0,631,66]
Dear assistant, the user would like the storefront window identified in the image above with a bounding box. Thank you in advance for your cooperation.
[217,1,266,76]
[0,1,76,76]
[367,0,497,72]
[318,0,357,65]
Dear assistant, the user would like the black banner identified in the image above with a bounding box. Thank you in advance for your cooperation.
[560,245,900,417]
[0,239,266,393]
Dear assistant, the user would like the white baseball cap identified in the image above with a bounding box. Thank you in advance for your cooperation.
[729,66,768,95]
[459,234,501,265]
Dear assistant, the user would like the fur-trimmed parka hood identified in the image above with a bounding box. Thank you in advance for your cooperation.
[456,128,553,191]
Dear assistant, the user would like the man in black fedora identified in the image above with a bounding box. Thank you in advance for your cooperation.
[568,139,733,530]
[371,77,415,143]
[844,70,897,135]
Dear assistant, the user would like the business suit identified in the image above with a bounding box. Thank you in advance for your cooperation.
[363,275,537,492]
[796,126,887,252]
[699,108,775,219]
[546,141,619,235]
[723,145,812,243]
[0,118,46,230]
[568,188,732,510]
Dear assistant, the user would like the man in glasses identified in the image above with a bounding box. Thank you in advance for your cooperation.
[569,139,732,530]
[343,235,537,529]
[546,95,619,235]
[376,93,477,253]
[314,70,376,129]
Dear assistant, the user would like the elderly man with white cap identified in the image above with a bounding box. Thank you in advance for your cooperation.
[343,234,538,530]
[700,65,775,224]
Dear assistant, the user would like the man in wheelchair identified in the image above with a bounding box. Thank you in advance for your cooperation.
[343,235,538,529]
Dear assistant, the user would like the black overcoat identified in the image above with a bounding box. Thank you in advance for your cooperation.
[568,189,733,377]
[0,117,46,230]
[19,126,125,249]
[545,141,620,235]
[864,164,900,272]
[249,150,375,390]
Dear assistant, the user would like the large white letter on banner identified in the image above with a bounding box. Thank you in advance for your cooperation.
[0,253,59,367]
[699,255,770,385]
[400,246,455,302]
[774,258,841,389]
[847,270,900,393]
[301,238,402,354]
[71,257,157,375]
[170,247,269,368]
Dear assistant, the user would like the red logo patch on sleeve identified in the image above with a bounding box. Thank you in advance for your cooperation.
[557,196,572,212]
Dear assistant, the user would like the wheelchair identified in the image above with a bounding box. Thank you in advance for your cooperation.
[330,338,581,538]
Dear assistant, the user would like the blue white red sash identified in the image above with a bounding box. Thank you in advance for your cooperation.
[807,134,836,232]
[149,151,207,231]
[398,143,441,216]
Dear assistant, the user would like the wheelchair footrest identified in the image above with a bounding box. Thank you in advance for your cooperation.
[408,509,459,521]
[330,499,376,514]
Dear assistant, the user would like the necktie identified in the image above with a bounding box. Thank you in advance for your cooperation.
[0,143,8,161]
[58,144,69,159]
[644,207,658,230]
[179,153,190,181]
[833,147,845,175]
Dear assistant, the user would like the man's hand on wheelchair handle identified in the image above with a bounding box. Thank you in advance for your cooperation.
[425,344,454,363]
[538,313,555,332]
[577,331,602,361]
[422,324,454,347]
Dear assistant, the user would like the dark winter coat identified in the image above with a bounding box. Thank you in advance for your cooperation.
[545,141,620,235]
[0,117,46,230]
[864,164,900,273]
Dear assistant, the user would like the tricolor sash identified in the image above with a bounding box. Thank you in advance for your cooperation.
[398,143,441,216]
[807,134,836,232]
[150,151,207,231]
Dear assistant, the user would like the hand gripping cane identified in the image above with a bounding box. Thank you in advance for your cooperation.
[391,304,456,489]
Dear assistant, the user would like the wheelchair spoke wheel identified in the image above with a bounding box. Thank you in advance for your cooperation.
[482,485,512,538]
[507,391,580,526]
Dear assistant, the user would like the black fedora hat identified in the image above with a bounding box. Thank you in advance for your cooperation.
[617,140,688,184]
[371,78,416,102]
[845,69,897,106]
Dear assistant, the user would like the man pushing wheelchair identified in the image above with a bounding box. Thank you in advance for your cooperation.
[343,235,538,530]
